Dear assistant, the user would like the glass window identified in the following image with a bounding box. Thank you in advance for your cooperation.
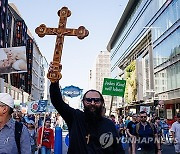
[142,53,150,93]
[111,0,167,69]
[153,28,180,67]
[152,0,179,41]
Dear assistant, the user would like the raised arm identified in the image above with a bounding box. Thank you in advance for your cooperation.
[50,82,75,125]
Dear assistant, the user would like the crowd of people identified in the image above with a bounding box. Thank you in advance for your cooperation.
[0,90,180,154]
[108,112,180,154]
[0,93,55,154]
[0,62,179,154]
[13,111,57,154]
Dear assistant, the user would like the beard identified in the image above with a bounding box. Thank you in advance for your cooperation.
[141,119,147,123]
[84,105,103,128]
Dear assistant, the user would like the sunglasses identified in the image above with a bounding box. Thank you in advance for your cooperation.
[140,116,147,118]
[84,98,101,104]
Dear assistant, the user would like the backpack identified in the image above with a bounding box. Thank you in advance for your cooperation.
[136,122,155,136]
[15,121,23,154]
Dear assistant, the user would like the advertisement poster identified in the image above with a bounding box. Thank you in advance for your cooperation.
[140,106,150,114]
[27,100,48,114]
[0,46,27,74]
[166,109,173,119]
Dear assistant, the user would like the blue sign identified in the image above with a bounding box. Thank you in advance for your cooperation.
[62,85,83,98]
[38,100,48,112]
[65,133,69,147]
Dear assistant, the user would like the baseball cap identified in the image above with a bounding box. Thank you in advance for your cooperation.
[27,120,35,125]
[0,93,14,109]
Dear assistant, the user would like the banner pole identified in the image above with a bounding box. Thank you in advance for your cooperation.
[109,96,114,117]
[40,113,47,146]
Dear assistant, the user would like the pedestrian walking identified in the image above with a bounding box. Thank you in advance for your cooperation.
[116,115,126,137]
[126,113,138,154]
[48,62,125,154]
[171,112,180,154]
[13,111,23,122]
[125,116,131,128]
[37,118,54,154]
[110,114,116,125]
[116,115,127,150]
[27,120,37,154]
[150,113,157,124]
[0,93,31,154]
[154,117,163,152]
[136,114,141,151]
[162,119,170,144]
[132,111,161,154]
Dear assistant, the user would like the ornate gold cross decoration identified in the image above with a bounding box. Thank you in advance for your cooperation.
[35,7,89,83]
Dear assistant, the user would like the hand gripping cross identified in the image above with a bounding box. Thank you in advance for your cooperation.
[35,7,89,83]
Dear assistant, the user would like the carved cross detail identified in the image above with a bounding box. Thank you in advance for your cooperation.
[35,7,89,83]
[86,134,90,144]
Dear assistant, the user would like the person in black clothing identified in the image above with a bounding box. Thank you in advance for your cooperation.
[110,114,116,125]
[49,62,124,154]
[126,114,138,154]
[132,111,161,154]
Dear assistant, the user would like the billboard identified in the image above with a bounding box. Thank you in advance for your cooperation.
[125,60,137,103]
[0,46,27,74]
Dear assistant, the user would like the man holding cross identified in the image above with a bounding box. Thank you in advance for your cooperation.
[36,6,124,154]
[49,63,125,154]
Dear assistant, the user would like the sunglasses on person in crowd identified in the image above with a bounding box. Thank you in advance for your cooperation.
[84,98,101,104]
[140,116,147,118]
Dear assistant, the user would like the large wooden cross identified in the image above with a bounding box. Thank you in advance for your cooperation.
[35,7,89,83]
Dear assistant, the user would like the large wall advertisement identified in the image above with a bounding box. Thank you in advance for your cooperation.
[0,46,27,74]
[125,60,137,104]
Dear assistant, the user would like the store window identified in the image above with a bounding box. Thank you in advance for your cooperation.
[154,61,180,94]
[153,28,180,67]
[152,0,179,41]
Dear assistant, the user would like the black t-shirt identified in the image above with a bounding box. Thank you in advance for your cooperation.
[127,121,138,136]
[135,122,157,150]
[50,82,124,154]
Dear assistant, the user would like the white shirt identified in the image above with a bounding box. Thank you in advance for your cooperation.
[171,121,180,141]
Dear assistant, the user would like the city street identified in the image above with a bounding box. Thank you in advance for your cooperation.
[62,131,68,154]
[124,143,176,154]
[0,0,179,154]
[61,132,176,154]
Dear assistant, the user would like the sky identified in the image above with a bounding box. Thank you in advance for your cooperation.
[8,0,128,92]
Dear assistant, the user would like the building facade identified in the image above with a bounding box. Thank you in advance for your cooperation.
[31,40,47,101]
[0,0,8,48]
[89,51,111,115]
[0,2,48,104]
[1,3,33,94]
[107,0,180,123]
